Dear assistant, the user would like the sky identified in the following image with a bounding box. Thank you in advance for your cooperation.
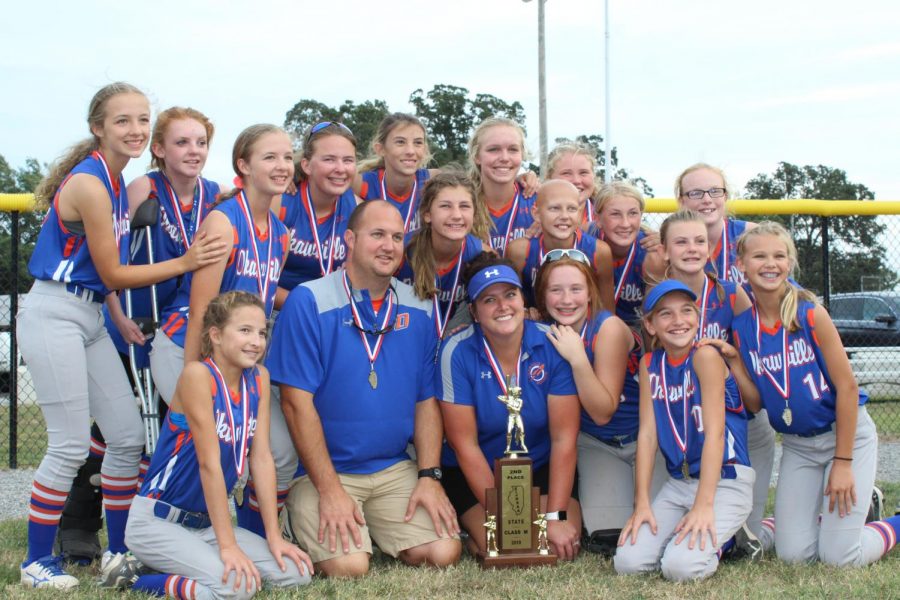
[2,0,899,201]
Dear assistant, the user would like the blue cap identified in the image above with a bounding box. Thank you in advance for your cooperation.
[642,280,698,313]
[467,265,522,301]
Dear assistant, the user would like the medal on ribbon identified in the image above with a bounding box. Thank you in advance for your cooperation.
[342,271,396,390]
[237,191,275,309]
[754,308,792,427]
[207,359,251,497]
[660,352,692,479]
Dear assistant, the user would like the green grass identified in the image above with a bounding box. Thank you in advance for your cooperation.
[0,403,47,468]
[2,484,900,599]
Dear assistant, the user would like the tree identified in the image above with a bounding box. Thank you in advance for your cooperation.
[553,134,654,197]
[743,162,897,294]
[409,84,527,165]
[0,154,45,292]
[283,99,390,156]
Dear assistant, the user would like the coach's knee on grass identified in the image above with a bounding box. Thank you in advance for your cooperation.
[399,537,462,567]
[317,552,370,578]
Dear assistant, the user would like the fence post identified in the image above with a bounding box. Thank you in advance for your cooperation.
[820,216,830,309]
[9,210,18,469]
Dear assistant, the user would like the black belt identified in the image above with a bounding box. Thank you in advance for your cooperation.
[65,282,103,304]
[152,500,212,529]
[796,424,833,438]
[594,432,638,448]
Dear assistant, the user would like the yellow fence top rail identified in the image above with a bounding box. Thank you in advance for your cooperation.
[3,193,900,216]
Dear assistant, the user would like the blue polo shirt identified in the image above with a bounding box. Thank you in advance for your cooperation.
[437,321,577,469]
[267,271,438,476]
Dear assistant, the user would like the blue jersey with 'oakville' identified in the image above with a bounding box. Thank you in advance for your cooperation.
[645,348,748,480]
[29,151,129,297]
[139,360,260,513]
[708,218,750,285]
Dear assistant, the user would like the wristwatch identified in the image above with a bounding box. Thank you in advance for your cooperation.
[418,467,443,481]
[544,510,568,521]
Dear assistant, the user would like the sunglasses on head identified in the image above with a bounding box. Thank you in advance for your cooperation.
[306,121,354,144]
[541,248,591,266]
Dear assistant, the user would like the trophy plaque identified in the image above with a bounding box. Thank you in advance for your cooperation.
[476,377,557,568]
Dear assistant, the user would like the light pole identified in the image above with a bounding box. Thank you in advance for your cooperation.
[604,0,611,182]
[523,0,548,176]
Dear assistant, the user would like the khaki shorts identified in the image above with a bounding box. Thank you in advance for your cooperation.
[285,460,449,563]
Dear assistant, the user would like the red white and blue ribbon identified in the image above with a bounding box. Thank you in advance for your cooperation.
[495,190,521,254]
[342,270,395,368]
[613,240,638,304]
[161,172,204,251]
[237,190,274,304]
[433,239,466,338]
[754,307,790,398]
[380,169,418,234]
[694,275,712,341]
[301,181,338,277]
[206,358,250,480]
[482,336,522,394]
[94,151,127,251]
[715,220,729,281]
[660,352,691,460]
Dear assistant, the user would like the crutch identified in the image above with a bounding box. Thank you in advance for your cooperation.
[124,197,162,454]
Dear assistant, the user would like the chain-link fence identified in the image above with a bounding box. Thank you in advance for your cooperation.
[2,200,900,467]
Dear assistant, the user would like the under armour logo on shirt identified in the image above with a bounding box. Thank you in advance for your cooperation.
[481,371,493,379]
[484,269,500,279]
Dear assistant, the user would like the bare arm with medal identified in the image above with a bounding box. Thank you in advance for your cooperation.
[814,304,860,518]
[184,211,232,363]
[405,398,460,538]
[280,385,366,555]
[248,368,314,577]
[620,359,659,546]
[177,362,261,594]
[673,346,726,552]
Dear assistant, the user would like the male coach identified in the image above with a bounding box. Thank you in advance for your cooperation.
[267,200,461,577]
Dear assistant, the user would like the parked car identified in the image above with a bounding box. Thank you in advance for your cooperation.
[827,292,900,347]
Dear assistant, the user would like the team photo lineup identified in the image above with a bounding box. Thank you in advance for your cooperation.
[14,81,900,596]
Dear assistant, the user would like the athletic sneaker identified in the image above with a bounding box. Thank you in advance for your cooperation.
[867,486,884,523]
[731,523,764,562]
[20,555,79,590]
[98,550,143,589]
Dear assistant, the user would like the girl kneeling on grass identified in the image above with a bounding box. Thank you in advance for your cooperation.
[615,280,753,581]
[124,291,312,598]
[709,221,900,566]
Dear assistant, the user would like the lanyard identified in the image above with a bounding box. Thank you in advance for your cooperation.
[754,307,790,398]
[613,241,638,304]
[433,239,466,338]
[482,335,523,394]
[342,271,396,387]
[206,359,251,479]
[660,352,691,458]
[94,151,127,251]
[380,170,418,234]
[715,221,729,282]
[236,191,274,306]
[161,172,204,251]
[694,276,712,341]
[301,182,339,277]
[493,190,521,254]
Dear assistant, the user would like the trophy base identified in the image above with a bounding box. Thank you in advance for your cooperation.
[475,551,557,569]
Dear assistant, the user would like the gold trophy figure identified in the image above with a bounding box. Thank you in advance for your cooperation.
[498,378,528,456]
[533,514,549,556]
[484,514,499,557]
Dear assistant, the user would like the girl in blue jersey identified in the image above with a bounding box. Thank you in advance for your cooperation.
[396,171,485,338]
[675,163,756,285]
[125,291,312,598]
[615,280,753,581]
[355,113,435,235]
[710,222,900,566]
[586,182,664,326]
[506,179,615,309]
[466,118,536,254]
[533,250,663,556]
[437,253,582,560]
[275,122,358,301]
[18,83,227,590]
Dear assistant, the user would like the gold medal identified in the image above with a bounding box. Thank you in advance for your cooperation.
[681,460,691,480]
[782,407,793,427]
[233,483,244,507]
[368,369,378,390]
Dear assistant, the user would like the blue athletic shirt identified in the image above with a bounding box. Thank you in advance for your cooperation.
[266,272,438,476]
[103,173,219,359]
[278,181,355,291]
[488,183,536,255]
[708,218,750,285]
[159,193,287,347]
[584,226,648,325]
[437,321,578,470]
[140,360,260,514]
[645,347,749,480]
[360,168,430,234]
[396,233,484,336]
[520,231,598,307]
[29,151,130,297]
[579,310,642,441]
[732,301,868,435]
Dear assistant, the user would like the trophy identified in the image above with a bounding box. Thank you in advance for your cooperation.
[477,376,557,568]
